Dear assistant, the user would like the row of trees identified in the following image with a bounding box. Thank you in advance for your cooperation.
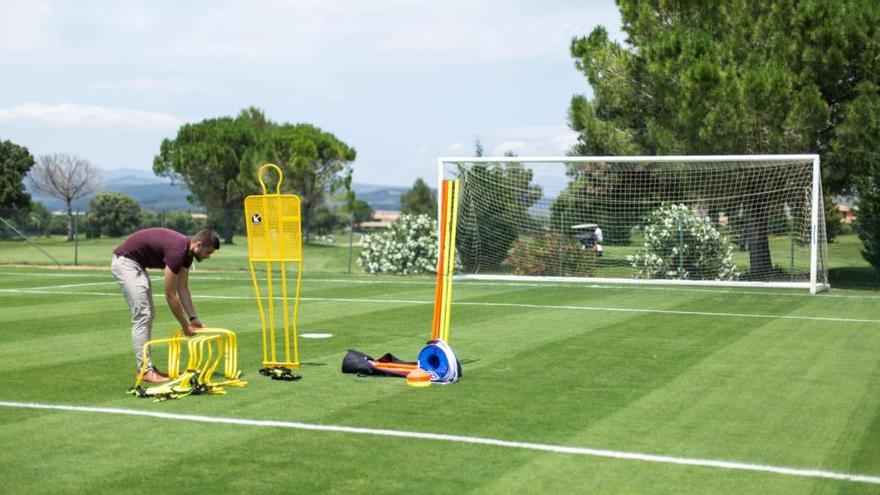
[0,143,100,241]
[1,130,438,243]
[3,106,421,242]
[1,189,205,240]
[0,142,220,240]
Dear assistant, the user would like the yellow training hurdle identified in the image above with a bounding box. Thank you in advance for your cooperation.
[129,327,246,401]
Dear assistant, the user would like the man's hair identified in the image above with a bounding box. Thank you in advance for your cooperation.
[192,229,220,250]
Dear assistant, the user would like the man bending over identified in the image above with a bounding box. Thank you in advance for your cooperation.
[111,228,220,383]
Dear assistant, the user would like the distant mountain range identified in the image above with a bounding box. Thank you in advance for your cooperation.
[350,183,410,211]
[26,169,196,212]
[26,168,409,213]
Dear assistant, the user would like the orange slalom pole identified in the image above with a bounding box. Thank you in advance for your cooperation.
[441,179,460,343]
[370,362,419,371]
[431,180,450,340]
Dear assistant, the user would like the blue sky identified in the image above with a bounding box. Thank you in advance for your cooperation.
[1,1,622,187]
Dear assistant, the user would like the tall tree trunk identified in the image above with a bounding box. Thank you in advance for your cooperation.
[301,208,311,243]
[217,209,236,244]
[300,192,313,243]
[223,215,235,245]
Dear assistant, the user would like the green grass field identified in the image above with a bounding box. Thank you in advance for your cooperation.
[2,233,876,288]
[0,234,359,273]
[1,236,879,493]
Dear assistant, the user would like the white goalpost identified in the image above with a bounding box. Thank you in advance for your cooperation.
[438,155,829,294]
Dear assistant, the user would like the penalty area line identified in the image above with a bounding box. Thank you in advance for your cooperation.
[0,400,878,486]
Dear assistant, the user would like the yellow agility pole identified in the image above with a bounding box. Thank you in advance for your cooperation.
[435,181,454,340]
[244,163,304,381]
[441,179,460,343]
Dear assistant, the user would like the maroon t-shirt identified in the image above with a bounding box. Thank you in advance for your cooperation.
[114,228,194,274]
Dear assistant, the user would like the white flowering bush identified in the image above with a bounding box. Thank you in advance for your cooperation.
[628,204,739,280]
[358,214,439,274]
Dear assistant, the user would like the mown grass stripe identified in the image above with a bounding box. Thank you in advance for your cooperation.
[4,269,880,300]
[1,400,877,486]
[2,288,877,324]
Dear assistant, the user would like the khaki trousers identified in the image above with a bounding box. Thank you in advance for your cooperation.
[111,255,155,370]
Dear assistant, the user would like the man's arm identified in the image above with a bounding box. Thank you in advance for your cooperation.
[176,267,203,328]
[164,266,195,335]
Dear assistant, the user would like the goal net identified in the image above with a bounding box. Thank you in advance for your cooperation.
[440,155,828,294]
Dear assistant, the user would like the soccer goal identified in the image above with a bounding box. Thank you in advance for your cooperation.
[438,155,828,294]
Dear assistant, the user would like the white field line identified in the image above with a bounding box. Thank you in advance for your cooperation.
[306,278,880,300]
[0,271,107,278]
[455,301,880,324]
[16,281,117,290]
[2,270,879,299]
[176,277,880,300]
[1,287,879,324]
[0,400,877,486]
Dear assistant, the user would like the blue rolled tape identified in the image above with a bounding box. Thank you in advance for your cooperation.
[418,344,450,379]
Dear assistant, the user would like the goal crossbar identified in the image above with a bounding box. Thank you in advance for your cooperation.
[439,154,819,164]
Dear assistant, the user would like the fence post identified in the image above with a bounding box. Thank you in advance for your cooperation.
[678,211,685,279]
[790,216,796,281]
[558,210,565,276]
[347,212,354,274]
[74,208,79,266]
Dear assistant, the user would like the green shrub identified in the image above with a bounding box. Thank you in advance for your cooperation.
[628,203,739,280]
[358,214,438,274]
[505,232,596,277]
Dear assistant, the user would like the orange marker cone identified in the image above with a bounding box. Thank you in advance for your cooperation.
[406,368,432,388]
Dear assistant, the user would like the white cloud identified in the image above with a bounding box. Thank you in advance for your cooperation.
[548,129,580,153]
[487,126,579,156]
[439,126,579,159]
[0,103,184,129]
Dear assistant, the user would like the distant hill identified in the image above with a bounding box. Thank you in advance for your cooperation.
[26,169,199,212]
[350,183,409,211]
[26,168,409,213]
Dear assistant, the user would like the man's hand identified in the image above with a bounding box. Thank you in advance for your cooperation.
[183,326,197,336]
[191,318,204,329]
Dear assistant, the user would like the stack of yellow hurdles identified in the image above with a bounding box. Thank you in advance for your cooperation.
[129,328,246,402]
